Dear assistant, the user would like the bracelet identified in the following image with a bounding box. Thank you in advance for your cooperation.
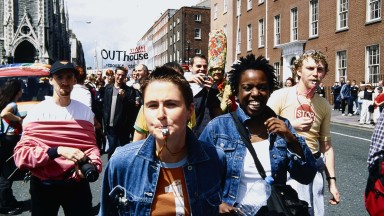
[326,177,336,181]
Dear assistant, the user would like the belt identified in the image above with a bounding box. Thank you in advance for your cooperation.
[313,151,321,159]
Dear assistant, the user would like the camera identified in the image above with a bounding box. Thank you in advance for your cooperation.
[203,75,210,81]
[78,157,99,182]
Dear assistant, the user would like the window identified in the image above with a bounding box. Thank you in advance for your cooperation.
[247,0,253,10]
[224,0,228,13]
[237,0,241,16]
[236,28,241,54]
[310,0,319,37]
[177,31,180,41]
[177,18,180,24]
[274,15,281,46]
[337,51,347,81]
[223,24,227,36]
[291,8,298,41]
[170,36,173,45]
[195,49,201,54]
[274,62,280,83]
[174,34,176,44]
[173,21,176,27]
[337,0,349,29]
[194,14,202,22]
[247,24,252,51]
[177,50,180,62]
[170,24,172,30]
[366,45,380,83]
[170,54,173,62]
[367,0,381,22]
[259,0,265,4]
[214,3,218,19]
[195,28,201,39]
[259,19,264,47]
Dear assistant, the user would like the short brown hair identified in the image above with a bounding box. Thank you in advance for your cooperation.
[293,50,329,74]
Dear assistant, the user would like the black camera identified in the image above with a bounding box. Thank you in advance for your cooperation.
[78,157,99,182]
[203,75,210,81]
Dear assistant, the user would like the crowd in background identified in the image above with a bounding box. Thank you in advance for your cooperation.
[0,52,383,215]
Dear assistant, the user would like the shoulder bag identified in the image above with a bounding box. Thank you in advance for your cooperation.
[230,112,309,216]
[365,157,384,216]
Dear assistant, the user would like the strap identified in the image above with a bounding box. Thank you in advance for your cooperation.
[230,112,267,179]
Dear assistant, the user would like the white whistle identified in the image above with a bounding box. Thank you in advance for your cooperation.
[161,127,169,137]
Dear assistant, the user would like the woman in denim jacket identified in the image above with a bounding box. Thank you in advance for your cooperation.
[100,66,226,216]
[199,54,317,215]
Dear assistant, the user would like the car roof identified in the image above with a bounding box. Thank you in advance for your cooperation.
[0,63,50,77]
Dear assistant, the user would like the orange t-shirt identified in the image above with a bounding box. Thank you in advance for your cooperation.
[151,166,191,216]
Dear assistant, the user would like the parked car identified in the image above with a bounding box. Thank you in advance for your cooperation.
[0,63,51,115]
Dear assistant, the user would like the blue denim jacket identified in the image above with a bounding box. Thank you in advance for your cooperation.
[100,129,226,216]
[199,107,317,206]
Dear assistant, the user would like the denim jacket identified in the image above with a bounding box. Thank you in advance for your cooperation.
[99,129,226,216]
[199,107,317,206]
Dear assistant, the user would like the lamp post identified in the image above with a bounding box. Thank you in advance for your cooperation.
[187,40,190,64]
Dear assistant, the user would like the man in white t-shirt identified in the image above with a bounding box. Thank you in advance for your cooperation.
[14,61,101,216]
[268,50,340,216]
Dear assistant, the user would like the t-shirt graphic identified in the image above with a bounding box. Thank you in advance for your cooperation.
[295,103,315,122]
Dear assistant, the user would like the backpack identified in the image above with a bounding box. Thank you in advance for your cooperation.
[365,157,384,216]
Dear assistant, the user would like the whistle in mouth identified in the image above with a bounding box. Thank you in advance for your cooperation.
[161,127,169,137]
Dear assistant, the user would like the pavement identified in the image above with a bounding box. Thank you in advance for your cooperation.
[330,109,376,130]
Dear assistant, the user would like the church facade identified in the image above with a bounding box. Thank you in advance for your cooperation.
[0,0,82,65]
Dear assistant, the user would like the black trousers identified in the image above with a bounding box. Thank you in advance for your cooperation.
[30,176,93,216]
[105,126,131,159]
[0,135,19,209]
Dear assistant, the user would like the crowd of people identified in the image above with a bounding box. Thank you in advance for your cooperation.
[1,49,384,215]
[329,79,384,124]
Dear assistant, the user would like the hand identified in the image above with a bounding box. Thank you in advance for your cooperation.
[226,99,232,106]
[203,77,213,89]
[75,164,85,179]
[328,182,340,205]
[219,202,235,214]
[118,89,125,97]
[291,117,313,132]
[190,73,213,86]
[57,146,87,163]
[265,117,296,143]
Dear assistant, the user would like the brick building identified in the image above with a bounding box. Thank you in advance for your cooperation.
[168,6,210,68]
[211,0,384,87]
[137,3,210,70]
[0,0,84,66]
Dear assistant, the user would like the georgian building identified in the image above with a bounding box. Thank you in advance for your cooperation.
[137,2,210,70]
[211,0,384,87]
[1,0,83,66]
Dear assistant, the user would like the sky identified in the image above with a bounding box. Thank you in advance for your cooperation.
[66,0,200,69]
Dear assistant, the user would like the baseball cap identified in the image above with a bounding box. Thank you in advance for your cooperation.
[50,60,76,76]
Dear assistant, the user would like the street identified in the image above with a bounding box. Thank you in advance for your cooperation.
[9,122,374,216]
[324,123,372,216]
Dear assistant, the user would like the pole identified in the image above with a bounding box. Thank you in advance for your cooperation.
[187,40,190,65]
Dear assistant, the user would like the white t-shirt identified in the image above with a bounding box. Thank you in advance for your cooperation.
[23,97,94,125]
[71,84,92,109]
[236,139,271,211]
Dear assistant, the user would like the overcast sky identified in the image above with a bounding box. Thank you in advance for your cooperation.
[66,0,200,69]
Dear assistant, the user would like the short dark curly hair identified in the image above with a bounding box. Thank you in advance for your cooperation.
[229,54,277,96]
